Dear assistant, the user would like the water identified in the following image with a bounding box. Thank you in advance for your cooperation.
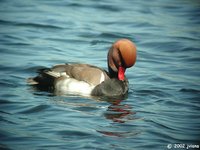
[0,0,200,149]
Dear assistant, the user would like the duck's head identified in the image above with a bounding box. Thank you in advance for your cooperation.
[107,39,137,80]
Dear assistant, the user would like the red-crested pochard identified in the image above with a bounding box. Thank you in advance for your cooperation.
[28,39,137,97]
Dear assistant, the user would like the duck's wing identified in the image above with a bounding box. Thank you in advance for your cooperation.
[27,64,109,87]
[52,64,110,86]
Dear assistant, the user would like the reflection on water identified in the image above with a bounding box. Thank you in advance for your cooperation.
[105,104,134,123]
[48,95,142,138]
[104,100,135,123]
[99,99,142,138]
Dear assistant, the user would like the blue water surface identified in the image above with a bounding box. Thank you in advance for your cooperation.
[0,0,200,149]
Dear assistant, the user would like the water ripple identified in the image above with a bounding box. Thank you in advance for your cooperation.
[18,104,50,114]
[0,19,63,30]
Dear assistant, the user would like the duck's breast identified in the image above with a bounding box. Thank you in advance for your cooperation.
[91,78,129,98]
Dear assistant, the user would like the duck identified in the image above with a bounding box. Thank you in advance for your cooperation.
[28,39,137,98]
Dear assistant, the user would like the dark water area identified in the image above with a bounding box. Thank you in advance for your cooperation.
[0,0,200,149]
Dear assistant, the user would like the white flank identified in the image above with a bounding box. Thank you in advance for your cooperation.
[46,71,61,78]
[46,71,69,78]
[99,72,105,84]
[55,78,95,96]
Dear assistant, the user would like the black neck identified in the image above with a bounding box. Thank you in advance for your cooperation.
[108,65,118,78]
